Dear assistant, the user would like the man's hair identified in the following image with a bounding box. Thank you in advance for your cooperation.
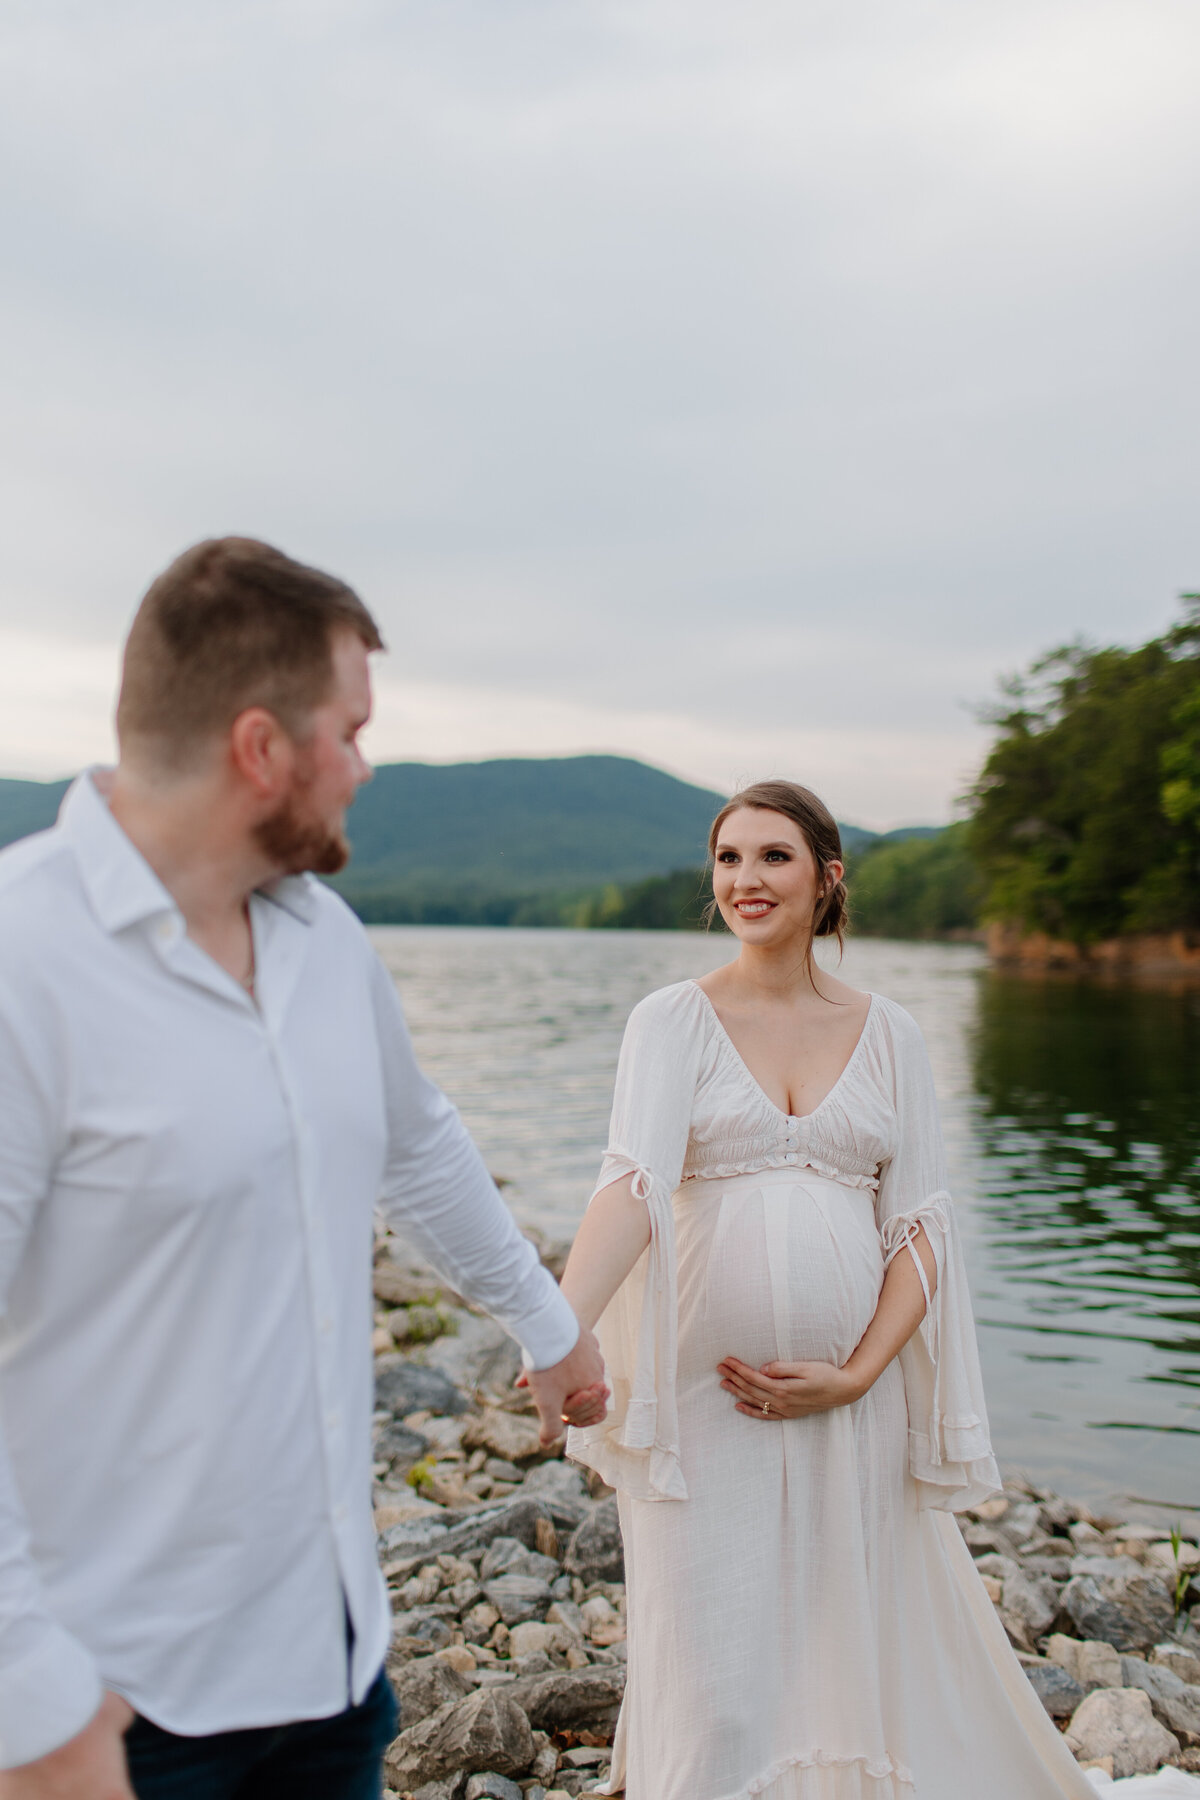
[116,537,384,768]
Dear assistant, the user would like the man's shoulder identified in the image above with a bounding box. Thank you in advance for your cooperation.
[0,827,81,926]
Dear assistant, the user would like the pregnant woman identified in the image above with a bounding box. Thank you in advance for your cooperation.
[557,780,1175,1800]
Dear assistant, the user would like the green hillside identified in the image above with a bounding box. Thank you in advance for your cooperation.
[0,756,917,927]
[0,776,71,846]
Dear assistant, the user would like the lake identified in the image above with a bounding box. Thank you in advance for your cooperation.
[371,926,1200,1513]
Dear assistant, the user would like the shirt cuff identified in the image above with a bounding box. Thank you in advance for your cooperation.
[0,1618,103,1770]
[509,1270,581,1372]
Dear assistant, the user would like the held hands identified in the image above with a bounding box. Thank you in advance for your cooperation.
[516,1325,609,1446]
[718,1355,864,1419]
[0,1692,135,1800]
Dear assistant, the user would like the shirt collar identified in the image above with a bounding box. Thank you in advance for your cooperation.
[58,770,178,935]
[58,770,319,934]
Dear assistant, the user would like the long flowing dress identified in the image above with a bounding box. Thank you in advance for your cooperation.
[566,981,1182,1800]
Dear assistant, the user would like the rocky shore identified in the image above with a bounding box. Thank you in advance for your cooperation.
[369,1230,1200,1798]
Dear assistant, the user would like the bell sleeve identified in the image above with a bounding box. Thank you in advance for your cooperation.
[566,986,703,1503]
[874,1001,1001,1513]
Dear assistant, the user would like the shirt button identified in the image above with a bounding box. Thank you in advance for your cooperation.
[784,1152,797,1163]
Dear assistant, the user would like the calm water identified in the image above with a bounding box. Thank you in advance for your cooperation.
[371,927,1200,1510]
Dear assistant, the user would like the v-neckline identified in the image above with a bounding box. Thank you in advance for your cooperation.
[689,981,877,1124]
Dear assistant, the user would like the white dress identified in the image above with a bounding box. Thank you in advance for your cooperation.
[567,981,1185,1800]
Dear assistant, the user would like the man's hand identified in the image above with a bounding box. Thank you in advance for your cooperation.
[0,1692,135,1800]
[522,1327,607,1446]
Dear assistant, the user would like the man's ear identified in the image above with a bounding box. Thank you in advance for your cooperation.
[229,708,292,799]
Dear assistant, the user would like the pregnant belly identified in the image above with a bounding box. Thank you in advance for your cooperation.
[673,1169,885,1386]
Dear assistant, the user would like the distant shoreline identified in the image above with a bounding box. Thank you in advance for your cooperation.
[986,924,1200,984]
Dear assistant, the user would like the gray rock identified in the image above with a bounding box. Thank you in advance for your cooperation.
[520,1462,592,1532]
[386,1689,534,1790]
[1046,1635,1124,1692]
[1063,1559,1175,1653]
[505,1665,627,1733]
[413,1779,465,1800]
[375,1422,432,1473]
[1023,1556,1074,1582]
[1064,1686,1180,1779]
[375,1356,469,1418]
[383,1496,557,1578]
[482,1574,555,1625]
[381,1518,452,1560]
[1153,1643,1200,1688]
[564,1498,625,1586]
[974,1554,1059,1639]
[464,1776,524,1800]
[391,1611,456,1652]
[1121,1656,1200,1738]
[480,1538,561,1584]
[425,1313,521,1396]
[1020,1656,1085,1718]
[389,1657,473,1726]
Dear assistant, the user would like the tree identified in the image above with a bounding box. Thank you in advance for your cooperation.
[966,599,1200,943]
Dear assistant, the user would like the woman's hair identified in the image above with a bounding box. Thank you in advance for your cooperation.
[707,779,849,954]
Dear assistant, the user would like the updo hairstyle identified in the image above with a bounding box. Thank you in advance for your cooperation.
[707,779,849,953]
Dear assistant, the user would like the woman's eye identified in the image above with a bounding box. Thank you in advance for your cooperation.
[717,851,739,864]
[764,850,790,862]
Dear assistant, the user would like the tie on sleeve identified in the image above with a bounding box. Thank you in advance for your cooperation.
[874,1001,1002,1513]
[567,987,703,1502]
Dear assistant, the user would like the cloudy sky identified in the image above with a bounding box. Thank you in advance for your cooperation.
[1,0,1196,826]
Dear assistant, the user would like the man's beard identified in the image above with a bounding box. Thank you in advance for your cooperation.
[253,787,349,876]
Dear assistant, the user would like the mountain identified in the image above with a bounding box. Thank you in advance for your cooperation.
[0,757,929,923]
[0,777,71,847]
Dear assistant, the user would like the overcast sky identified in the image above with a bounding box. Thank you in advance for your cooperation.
[1,0,1196,827]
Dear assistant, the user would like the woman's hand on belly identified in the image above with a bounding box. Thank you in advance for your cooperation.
[717,1354,865,1419]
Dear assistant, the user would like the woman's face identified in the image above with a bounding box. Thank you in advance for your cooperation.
[711,807,840,948]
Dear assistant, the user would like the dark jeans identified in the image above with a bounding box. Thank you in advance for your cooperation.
[125,1668,398,1800]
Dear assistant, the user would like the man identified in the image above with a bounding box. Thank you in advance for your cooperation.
[0,539,605,1799]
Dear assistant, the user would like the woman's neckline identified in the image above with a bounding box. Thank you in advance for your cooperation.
[688,979,878,1123]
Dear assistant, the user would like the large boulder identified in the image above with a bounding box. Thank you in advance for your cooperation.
[1064,1688,1180,1779]
[374,1422,432,1475]
[505,1665,626,1733]
[1019,1656,1085,1719]
[380,1495,557,1575]
[520,1461,592,1532]
[482,1574,555,1625]
[1046,1635,1124,1693]
[464,1777,524,1800]
[461,1408,546,1465]
[480,1538,560,1584]
[375,1356,469,1419]
[564,1497,625,1585]
[385,1690,534,1791]
[389,1656,473,1727]
[1063,1557,1176,1653]
[1121,1656,1200,1739]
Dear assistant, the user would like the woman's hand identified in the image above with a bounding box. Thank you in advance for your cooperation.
[558,1382,609,1429]
[717,1355,864,1419]
[513,1372,609,1430]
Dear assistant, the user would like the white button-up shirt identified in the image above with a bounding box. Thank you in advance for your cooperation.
[0,775,579,1769]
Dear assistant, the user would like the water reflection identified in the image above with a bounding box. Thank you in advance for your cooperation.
[968,975,1200,1502]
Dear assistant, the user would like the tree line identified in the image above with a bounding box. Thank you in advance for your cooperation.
[582,597,1200,943]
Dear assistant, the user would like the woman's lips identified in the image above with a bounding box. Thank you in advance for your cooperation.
[734,899,776,917]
